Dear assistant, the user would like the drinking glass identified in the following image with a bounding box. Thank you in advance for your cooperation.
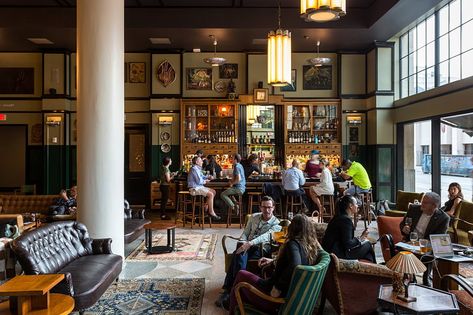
[419,239,429,253]
[410,231,419,245]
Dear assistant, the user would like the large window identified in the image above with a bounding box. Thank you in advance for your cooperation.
[400,0,473,98]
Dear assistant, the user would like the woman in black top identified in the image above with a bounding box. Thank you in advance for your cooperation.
[228,214,319,314]
[442,182,463,217]
[203,155,222,178]
[242,154,261,179]
[322,195,376,262]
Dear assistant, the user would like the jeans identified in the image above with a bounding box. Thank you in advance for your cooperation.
[160,184,170,215]
[221,187,244,209]
[223,245,263,291]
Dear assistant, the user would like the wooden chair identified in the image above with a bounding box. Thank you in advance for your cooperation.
[320,194,335,220]
[441,274,473,315]
[285,193,304,218]
[176,191,192,227]
[191,194,212,229]
[235,250,330,315]
[247,191,262,215]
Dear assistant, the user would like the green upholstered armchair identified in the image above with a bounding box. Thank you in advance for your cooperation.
[234,249,330,315]
[385,190,424,217]
[450,200,473,245]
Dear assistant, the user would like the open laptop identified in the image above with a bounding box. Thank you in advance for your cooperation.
[429,234,473,262]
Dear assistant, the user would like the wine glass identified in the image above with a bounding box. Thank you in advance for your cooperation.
[410,231,419,245]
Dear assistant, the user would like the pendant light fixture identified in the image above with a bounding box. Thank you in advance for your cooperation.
[300,0,346,23]
[308,40,331,67]
[267,0,291,87]
[203,35,226,67]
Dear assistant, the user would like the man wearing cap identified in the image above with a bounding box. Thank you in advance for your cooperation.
[340,159,372,195]
[305,150,322,178]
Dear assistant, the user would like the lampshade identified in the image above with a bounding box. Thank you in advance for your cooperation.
[267,29,292,86]
[203,36,226,67]
[308,40,331,67]
[386,251,427,274]
[300,0,347,23]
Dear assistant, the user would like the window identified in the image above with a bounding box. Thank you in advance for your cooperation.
[464,144,473,155]
[399,0,473,98]
[440,144,452,154]
[421,145,430,155]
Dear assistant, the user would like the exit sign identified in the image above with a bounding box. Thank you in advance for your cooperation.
[0,114,6,121]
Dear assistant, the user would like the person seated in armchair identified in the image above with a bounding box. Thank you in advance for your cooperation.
[227,214,320,314]
[441,182,463,218]
[215,196,281,309]
[322,195,376,262]
[49,185,77,215]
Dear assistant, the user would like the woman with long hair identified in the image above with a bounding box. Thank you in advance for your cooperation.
[443,182,463,217]
[204,154,223,178]
[227,214,319,314]
[322,195,376,262]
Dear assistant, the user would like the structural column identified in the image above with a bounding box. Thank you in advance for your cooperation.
[77,0,124,256]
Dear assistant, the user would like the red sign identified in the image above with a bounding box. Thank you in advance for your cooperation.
[0,114,6,121]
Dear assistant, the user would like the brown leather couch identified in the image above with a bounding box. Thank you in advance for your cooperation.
[124,207,150,244]
[11,221,123,313]
[0,194,57,215]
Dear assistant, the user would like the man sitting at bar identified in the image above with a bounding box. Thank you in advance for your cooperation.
[215,196,281,309]
[187,156,221,221]
[282,159,310,212]
[340,159,372,196]
[221,154,246,214]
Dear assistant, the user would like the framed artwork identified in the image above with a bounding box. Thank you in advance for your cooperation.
[0,68,34,94]
[186,68,212,90]
[219,63,238,79]
[156,60,176,87]
[129,62,146,83]
[302,65,332,90]
[349,126,359,142]
[281,69,297,92]
[253,88,269,103]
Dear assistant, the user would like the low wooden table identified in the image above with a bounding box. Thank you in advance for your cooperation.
[0,274,74,315]
[377,284,459,314]
[144,222,176,254]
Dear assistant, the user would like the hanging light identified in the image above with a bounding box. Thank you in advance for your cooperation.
[267,0,291,87]
[203,35,226,67]
[308,40,331,67]
[300,0,346,23]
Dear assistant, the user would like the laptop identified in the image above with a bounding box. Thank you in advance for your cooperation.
[429,234,454,258]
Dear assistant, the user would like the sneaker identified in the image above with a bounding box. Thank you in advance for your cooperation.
[233,204,240,215]
[211,214,222,221]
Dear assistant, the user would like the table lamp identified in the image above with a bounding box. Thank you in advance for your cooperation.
[386,251,427,302]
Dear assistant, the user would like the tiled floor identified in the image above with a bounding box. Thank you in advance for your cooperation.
[122,213,382,314]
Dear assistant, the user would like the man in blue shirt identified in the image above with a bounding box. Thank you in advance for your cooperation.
[221,154,246,214]
[282,159,310,213]
[187,156,221,220]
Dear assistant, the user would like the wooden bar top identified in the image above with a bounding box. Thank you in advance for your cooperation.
[0,275,64,296]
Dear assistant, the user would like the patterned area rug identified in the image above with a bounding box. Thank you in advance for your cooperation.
[127,233,218,261]
[83,278,204,315]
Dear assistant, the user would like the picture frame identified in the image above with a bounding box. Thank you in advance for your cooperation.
[253,88,269,103]
[186,68,212,90]
[281,69,297,92]
[129,62,146,83]
[0,68,34,94]
[302,65,332,90]
[219,63,238,79]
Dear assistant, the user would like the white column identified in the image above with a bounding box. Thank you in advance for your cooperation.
[77,0,124,256]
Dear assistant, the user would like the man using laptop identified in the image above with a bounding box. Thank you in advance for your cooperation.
[399,192,450,241]
[399,191,450,285]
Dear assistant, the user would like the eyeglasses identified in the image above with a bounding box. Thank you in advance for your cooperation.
[260,206,274,210]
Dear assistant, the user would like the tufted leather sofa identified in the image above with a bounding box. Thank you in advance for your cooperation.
[0,195,57,215]
[10,221,123,312]
[124,207,151,244]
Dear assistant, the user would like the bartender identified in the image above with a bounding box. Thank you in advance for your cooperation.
[305,150,322,178]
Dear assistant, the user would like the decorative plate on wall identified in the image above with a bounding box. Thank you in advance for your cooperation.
[160,131,171,141]
[161,143,171,153]
[214,80,226,93]
[156,60,176,87]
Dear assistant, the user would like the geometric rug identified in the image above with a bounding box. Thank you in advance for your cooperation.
[126,233,218,261]
[82,278,205,315]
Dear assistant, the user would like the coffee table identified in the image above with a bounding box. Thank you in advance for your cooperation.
[0,274,74,315]
[377,284,459,314]
[144,222,176,254]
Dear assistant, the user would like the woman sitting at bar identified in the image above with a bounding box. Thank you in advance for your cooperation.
[322,195,376,262]
[442,182,463,217]
[309,159,334,213]
[204,155,223,179]
[227,214,319,314]
[305,150,322,178]
[242,154,261,179]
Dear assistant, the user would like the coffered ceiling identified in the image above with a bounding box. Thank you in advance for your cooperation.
[0,0,444,52]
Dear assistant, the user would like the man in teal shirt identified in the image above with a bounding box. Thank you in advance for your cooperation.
[221,153,246,213]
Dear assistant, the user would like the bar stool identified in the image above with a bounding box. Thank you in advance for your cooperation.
[227,194,243,228]
[191,194,212,230]
[285,193,304,219]
[359,189,374,227]
[176,191,192,227]
[247,191,262,215]
[320,194,335,220]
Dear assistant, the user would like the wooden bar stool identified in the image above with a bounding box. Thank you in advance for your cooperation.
[247,191,262,215]
[227,194,243,228]
[285,193,304,218]
[360,190,374,227]
[191,194,212,230]
[176,191,192,227]
[320,194,335,220]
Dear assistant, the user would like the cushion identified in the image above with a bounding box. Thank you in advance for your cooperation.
[450,290,473,314]
[395,190,424,213]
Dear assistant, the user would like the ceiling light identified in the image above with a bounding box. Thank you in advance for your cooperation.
[308,40,331,67]
[203,35,226,67]
[267,0,291,87]
[149,38,171,44]
[300,0,346,23]
[27,38,54,45]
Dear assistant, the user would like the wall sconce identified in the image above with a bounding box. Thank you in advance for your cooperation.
[157,115,173,125]
[45,116,62,127]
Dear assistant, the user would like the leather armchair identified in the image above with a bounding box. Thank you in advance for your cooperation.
[441,274,473,315]
[124,207,150,244]
[450,201,473,245]
[11,221,123,312]
[385,190,424,217]
[377,216,404,262]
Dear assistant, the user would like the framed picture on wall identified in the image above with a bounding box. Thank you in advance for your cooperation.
[219,63,238,79]
[129,62,146,83]
[253,88,269,103]
[186,68,212,90]
[281,69,296,92]
[302,65,332,90]
[349,126,359,142]
[0,68,34,94]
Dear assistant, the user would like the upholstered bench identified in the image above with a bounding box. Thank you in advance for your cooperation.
[0,195,57,215]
